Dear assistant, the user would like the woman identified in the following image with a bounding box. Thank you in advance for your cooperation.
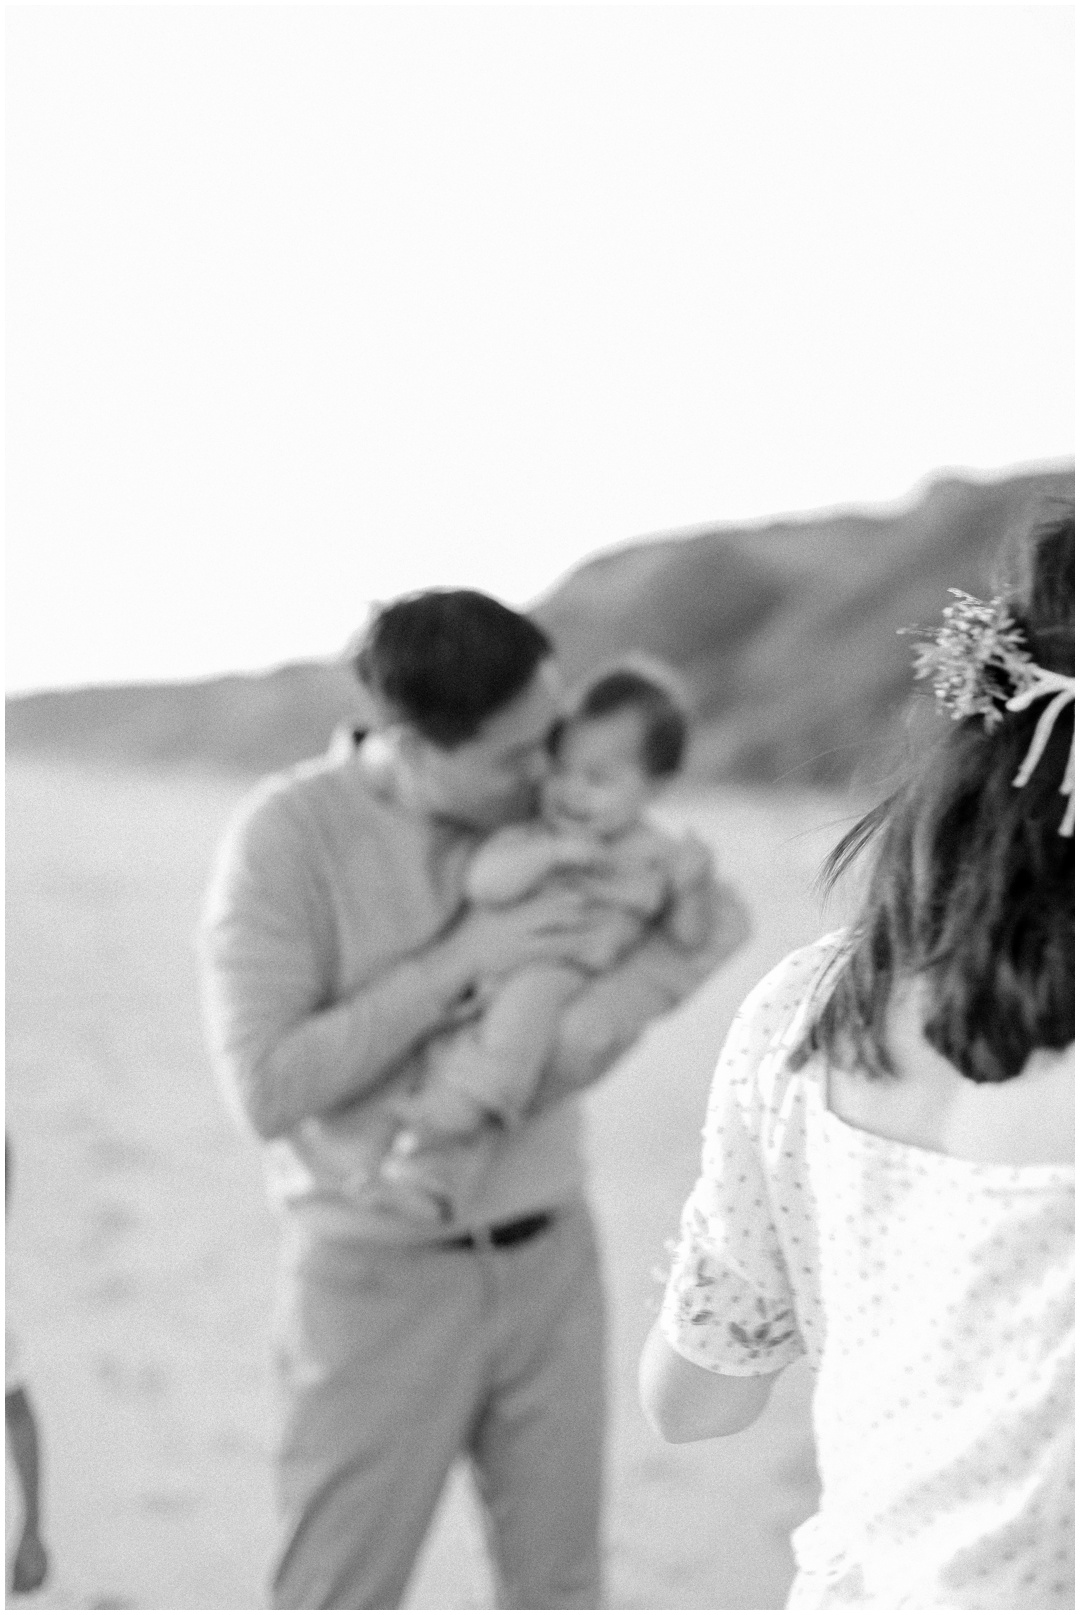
[640,508,1074,1609]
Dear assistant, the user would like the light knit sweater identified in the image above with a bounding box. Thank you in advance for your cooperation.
[199,739,739,1243]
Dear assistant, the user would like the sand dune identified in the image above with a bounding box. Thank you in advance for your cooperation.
[9,465,1071,793]
[6,756,857,1610]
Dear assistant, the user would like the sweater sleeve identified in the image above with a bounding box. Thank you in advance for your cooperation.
[198,782,465,1141]
[199,784,338,1139]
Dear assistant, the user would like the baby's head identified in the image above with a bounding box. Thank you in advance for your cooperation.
[542,662,690,838]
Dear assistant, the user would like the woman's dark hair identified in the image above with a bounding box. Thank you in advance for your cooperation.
[352,590,553,747]
[791,505,1074,1085]
[552,661,690,778]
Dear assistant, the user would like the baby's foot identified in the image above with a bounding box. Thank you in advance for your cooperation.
[378,1151,455,1225]
[387,1126,424,1159]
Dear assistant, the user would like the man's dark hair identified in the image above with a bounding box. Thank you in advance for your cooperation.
[792,505,1074,1085]
[556,662,690,778]
[352,590,553,747]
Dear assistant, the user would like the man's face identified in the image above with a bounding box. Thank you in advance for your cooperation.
[404,660,565,831]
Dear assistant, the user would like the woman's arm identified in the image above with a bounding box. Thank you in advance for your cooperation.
[638,1321,781,1442]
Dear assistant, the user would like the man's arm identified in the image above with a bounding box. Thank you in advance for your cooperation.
[199,789,483,1139]
[199,783,626,1141]
[530,866,750,1111]
[466,825,605,906]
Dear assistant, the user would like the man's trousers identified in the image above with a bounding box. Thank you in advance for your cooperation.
[270,1201,607,1609]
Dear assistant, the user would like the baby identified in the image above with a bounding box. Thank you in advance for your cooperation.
[377,661,713,1223]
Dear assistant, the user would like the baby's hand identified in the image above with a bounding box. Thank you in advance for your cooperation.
[672,831,713,888]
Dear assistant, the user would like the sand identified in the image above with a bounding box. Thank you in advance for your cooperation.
[6,755,858,1610]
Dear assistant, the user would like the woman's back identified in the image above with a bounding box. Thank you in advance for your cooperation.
[828,980,1074,1168]
[650,509,1074,1609]
[660,936,1074,1610]
[805,957,1073,1608]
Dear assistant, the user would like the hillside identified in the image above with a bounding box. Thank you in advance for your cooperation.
[7,465,1072,785]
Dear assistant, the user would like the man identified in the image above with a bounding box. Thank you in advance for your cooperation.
[200,589,748,1609]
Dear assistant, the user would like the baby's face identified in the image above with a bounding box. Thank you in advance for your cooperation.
[542,709,653,838]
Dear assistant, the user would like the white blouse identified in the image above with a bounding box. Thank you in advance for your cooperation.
[660,934,1074,1610]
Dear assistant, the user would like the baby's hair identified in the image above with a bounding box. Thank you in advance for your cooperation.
[791,503,1074,1085]
[555,657,691,778]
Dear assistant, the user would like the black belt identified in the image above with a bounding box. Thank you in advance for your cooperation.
[443,1212,553,1251]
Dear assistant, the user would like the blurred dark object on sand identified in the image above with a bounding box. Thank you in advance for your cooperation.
[7,465,1072,788]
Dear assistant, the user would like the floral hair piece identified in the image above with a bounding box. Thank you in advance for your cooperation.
[902,589,1075,837]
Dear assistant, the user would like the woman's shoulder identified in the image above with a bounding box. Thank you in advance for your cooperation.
[731,931,850,1045]
[703,933,849,1135]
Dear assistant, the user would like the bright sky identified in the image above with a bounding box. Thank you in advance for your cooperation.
[6,4,1073,694]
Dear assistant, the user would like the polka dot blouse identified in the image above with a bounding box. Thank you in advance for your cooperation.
[660,933,1075,1610]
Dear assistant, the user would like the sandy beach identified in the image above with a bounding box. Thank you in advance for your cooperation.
[6,755,857,1610]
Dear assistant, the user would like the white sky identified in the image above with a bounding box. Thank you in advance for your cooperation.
[6,3,1074,694]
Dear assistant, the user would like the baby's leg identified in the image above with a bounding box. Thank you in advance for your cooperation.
[436,963,588,1122]
[372,968,584,1221]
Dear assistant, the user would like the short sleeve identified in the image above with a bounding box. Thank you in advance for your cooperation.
[659,938,842,1376]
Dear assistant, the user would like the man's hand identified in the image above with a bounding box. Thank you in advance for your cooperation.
[12,1525,48,1594]
[450,889,629,980]
[559,908,646,974]
[466,831,609,905]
